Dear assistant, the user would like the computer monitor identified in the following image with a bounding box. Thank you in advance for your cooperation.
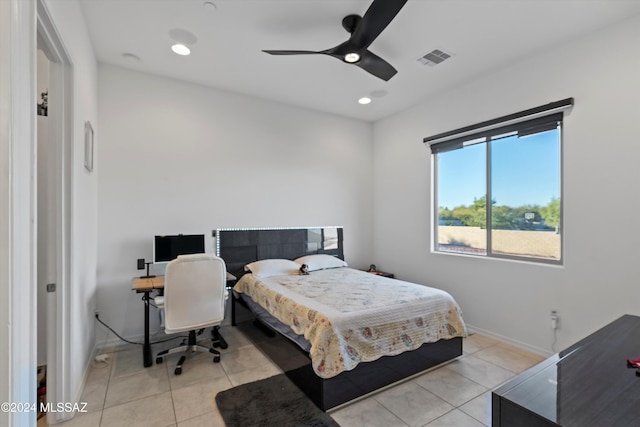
[153,234,205,263]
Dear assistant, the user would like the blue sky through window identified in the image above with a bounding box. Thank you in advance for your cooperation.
[437,129,559,209]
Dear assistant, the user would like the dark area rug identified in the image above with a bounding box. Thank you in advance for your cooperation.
[215,374,340,427]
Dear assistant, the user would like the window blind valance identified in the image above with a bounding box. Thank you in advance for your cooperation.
[424,98,574,154]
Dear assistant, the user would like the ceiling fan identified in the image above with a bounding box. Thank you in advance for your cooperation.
[262,0,408,81]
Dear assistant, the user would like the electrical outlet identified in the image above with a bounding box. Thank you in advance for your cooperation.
[550,310,559,329]
[137,258,145,270]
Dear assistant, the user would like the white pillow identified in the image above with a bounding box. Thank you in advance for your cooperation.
[244,259,301,277]
[294,254,347,272]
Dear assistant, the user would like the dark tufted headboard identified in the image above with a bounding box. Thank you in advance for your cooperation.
[215,226,344,279]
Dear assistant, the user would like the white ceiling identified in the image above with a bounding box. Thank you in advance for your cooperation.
[80,0,640,122]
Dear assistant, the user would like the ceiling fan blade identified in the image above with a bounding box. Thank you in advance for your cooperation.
[355,50,397,81]
[262,50,322,55]
[350,0,408,49]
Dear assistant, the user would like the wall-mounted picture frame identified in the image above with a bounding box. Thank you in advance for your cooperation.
[84,121,94,172]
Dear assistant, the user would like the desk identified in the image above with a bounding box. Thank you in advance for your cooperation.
[492,315,640,426]
[132,272,236,367]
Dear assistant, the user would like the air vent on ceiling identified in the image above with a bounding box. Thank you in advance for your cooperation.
[417,49,453,67]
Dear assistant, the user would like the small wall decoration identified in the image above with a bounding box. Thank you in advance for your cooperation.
[37,90,48,116]
[84,121,94,172]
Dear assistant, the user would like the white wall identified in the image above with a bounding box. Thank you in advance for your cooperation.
[96,65,373,341]
[43,0,99,405]
[372,14,640,354]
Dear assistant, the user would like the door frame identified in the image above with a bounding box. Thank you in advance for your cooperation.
[0,0,38,425]
[37,0,73,424]
[0,1,72,424]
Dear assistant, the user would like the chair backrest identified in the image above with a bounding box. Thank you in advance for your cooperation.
[163,253,227,334]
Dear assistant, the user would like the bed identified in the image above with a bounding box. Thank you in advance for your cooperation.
[216,226,466,410]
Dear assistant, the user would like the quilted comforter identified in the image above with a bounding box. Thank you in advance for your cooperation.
[233,267,466,378]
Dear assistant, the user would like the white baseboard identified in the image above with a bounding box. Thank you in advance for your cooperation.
[465,323,554,357]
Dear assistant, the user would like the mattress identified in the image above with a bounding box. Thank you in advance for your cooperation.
[233,267,466,378]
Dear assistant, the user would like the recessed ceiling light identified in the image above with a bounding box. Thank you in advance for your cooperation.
[171,43,191,56]
[203,1,217,12]
[358,97,372,105]
[344,52,360,63]
[122,52,141,63]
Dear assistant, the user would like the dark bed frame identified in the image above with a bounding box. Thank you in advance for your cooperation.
[216,226,463,411]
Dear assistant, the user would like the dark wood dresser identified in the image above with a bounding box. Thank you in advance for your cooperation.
[492,315,640,427]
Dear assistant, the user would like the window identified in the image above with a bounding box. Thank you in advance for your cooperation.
[426,99,572,264]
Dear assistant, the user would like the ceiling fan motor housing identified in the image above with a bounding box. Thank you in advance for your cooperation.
[342,14,362,34]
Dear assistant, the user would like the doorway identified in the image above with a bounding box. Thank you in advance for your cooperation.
[37,0,73,424]
[36,47,50,424]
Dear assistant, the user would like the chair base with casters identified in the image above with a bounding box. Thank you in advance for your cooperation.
[211,326,228,349]
[155,328,220,375]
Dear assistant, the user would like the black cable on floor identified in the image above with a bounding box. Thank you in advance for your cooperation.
[94,313,188,346]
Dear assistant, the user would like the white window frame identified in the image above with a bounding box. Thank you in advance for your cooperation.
[425,99,573,265]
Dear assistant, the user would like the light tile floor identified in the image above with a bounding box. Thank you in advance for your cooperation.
[52,327,544,427]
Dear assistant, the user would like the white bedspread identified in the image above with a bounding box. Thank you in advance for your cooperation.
[233,267,466,378]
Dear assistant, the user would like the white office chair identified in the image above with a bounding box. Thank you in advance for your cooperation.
[155,253,228,375]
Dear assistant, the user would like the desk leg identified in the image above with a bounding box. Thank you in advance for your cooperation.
[142,290,153,367]
[231,294,236,326]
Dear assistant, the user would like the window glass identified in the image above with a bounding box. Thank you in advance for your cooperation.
[490,130,560,259]
[434,120,561,263]
[437,141,486,255]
